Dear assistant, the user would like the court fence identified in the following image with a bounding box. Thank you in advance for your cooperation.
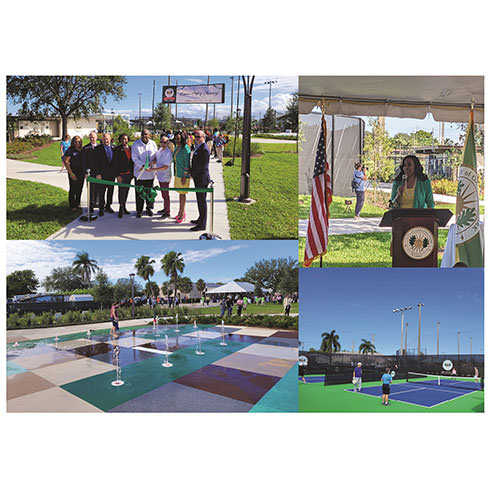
[300,351,484,386]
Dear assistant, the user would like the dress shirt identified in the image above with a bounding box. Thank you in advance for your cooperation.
[131,138,158,180]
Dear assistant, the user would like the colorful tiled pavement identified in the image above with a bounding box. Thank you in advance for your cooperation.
[7,324,298,412]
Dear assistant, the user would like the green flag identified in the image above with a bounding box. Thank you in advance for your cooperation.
[455,110,483,267]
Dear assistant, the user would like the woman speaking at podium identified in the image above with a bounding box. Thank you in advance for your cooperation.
[389,155,434,209]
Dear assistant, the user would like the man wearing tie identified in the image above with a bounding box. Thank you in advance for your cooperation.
[81,131,100,213]
[94,133,116,215]
[190,130,211,231]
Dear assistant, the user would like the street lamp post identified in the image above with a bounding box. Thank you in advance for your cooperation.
[129,273,135,319]
[393,306,412,355]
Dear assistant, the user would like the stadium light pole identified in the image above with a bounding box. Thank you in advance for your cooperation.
[264,80,277,110]
[417,303,424,355]
[393,306,412,356]
[129,273,135,319]
[457,331,461,358]
[437,321,440,356]
[405,323,408,355]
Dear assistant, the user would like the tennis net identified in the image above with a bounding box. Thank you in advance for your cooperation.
[407,372,483,391]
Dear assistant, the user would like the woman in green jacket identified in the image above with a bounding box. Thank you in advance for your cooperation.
[172,131,191,223]
[390,155,435,209]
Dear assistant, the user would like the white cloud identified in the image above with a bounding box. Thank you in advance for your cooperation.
[182,244,249,264]
[7,242,79,282]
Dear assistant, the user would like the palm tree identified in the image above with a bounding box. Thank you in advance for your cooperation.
[135,255,156,297]
[359,339,376,355]
[72,252,99,287]
[195,278,206,297]
[161,251,185,299]
[177,276,193,302]
[320,330,341,353]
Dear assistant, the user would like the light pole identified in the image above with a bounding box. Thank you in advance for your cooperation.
[437,321,440,356]
[405,323,408,355]
[230,76,234,120]
[393,306,412,356]
[457,331,461,357]
[417,303,424,355]
[129,273,135,319]
[264,80,277,111]
[138,93,142,132]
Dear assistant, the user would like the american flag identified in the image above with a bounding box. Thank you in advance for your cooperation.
[304,114,332,267]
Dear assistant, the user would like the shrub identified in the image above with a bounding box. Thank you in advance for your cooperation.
[6,135,52,155]
[430,179,458,196]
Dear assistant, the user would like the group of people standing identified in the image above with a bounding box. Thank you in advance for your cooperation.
[62,128,213,232]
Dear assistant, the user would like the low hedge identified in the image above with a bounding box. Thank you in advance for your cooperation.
[7,135,53,156]
[7,307,297,330]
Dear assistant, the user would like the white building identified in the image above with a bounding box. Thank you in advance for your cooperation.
[14,113,130,139]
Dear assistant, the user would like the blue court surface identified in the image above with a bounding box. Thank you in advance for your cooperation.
[346,382,479,408]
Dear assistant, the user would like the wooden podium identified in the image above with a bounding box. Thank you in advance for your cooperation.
[379,209,453,267]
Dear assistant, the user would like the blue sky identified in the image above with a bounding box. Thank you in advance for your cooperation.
[7,75,298,121]
[299,268,483,355]
[6,240,297,289]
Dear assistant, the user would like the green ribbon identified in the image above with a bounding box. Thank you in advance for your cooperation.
[87,176,212,204]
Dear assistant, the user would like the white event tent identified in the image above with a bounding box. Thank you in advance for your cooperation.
[299,76,484,123]
[207,281,256,294]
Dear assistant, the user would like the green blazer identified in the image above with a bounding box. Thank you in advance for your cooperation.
[390,178,435,209]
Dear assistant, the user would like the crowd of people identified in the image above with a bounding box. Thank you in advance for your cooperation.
[61,127,230,232]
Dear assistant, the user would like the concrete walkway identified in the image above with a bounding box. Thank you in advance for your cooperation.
[7,318,154,344]
[7,157,230,240]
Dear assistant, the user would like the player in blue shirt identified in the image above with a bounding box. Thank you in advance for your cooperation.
[381,368,393,406]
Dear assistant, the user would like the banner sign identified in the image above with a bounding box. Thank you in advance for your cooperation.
[162,84,225,104]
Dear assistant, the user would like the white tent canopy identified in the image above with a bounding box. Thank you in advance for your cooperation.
[299,76,484,123]
[207,281,255,294]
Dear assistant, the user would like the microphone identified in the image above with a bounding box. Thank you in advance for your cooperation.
[402,174,407,183]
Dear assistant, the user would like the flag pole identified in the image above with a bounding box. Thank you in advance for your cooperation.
[321,100,328,269]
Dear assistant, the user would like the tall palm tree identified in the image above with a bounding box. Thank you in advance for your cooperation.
[320,330,341,353]
[359,339,376,355]
[195,278,206,297]
[135,255,156,297]
[161,251,185,300]
[72,252,99,287]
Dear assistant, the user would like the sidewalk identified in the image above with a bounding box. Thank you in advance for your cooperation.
[7,157,230,240]
[7,318,153,344]
[299,214,466,237]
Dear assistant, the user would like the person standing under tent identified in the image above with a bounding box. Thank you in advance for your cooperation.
[353,362,363,392]
[131,129,157,218]
[352,163,367,220]
[381,368,393,406]
[220,297,226,317]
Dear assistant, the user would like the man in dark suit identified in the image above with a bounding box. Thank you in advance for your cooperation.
[94,132,116,215]
[81,131,100,213]
[190,130,211,231]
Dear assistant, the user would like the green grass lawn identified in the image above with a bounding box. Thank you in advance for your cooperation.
[190,303,299,315]
[7,178,81,239]
[223,151,298,239]
[298,229,449,267]
[257,142,297,153]
[299,378,484,412]
[9,139,90,167]
[299,194,484,220]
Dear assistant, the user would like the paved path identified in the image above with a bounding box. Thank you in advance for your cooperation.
[7,157,230,240]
